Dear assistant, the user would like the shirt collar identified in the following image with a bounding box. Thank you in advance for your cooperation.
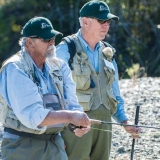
[22,51,50,75]
[77,29,101,52]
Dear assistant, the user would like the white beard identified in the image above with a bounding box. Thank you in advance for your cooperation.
[46,45,60,67]
[46,45,56,59]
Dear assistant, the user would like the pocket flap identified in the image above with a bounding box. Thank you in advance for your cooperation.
[77,94,91,102]
[73,65,91,76]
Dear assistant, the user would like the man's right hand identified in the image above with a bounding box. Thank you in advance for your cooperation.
[68,111,91,128]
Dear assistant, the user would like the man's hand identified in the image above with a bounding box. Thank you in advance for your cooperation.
[74,126,91,137]
[122,120,141,139]
[69,111,91,128]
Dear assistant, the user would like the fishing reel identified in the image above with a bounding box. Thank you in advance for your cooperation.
[68,119,101,132]
[68,123,83,132]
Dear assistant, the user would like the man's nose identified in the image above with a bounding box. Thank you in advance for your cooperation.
[48,39,55,46]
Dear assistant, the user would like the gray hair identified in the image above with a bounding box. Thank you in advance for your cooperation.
[79,17,83,27]
[19,37,26,46]
[18,37,27,54]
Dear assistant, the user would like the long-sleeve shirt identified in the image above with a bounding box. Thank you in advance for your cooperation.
[0,55,83,132]
[56,30,128,123]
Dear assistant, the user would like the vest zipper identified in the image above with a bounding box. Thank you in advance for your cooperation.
[97,75,103,105]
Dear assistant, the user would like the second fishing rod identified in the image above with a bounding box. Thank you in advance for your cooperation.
[68,119,160,132]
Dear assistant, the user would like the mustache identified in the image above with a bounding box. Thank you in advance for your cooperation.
[46,45,60,67]
[47,45,54,53]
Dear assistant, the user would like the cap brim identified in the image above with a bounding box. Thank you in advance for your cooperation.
[96,13,119,21]
[107,13,119,20]
[40,29,63,40]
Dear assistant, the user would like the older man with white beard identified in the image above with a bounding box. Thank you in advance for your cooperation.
[0,16,91,160]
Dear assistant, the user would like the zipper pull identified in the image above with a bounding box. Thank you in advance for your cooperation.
[80,62,84,72]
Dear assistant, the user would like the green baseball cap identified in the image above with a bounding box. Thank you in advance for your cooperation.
[80,1,119,21]
[21,17,63,40]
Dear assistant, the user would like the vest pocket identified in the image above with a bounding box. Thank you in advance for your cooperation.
[76,92,93,111]
[0,96,8,124]
[106,93,118,115]
[5,109,45,134]
[72,64,91,90]
[43,94,65,133]
[104,66,115,85]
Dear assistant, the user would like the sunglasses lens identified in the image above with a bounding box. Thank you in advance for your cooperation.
[98,19,111,24]
[29,36,55,43]
[44,37,55,43]
[30,36,40,39]
[44,39,50,43]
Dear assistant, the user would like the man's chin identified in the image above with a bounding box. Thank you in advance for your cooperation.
[47,51,56,59]
[99,36,105,41]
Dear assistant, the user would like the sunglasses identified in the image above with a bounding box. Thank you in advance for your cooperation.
[29,36,55,43]
[97,19,111,24]
[89,17,111,24]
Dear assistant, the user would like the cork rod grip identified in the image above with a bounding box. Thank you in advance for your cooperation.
[90,119,102,124]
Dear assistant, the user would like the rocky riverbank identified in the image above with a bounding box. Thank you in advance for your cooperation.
[0,77,160,160]
[110,77,160,160]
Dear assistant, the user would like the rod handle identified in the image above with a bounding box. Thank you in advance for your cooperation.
[68,119,101,132]
[90,119,102,124]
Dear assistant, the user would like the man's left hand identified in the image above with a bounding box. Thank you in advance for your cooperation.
[74,126,91,137]
[122,120,141,139]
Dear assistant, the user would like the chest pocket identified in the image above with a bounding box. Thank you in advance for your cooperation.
[43,93,65,134]
[43,94,61,111]
[72,52,91,90]
[104,66,115,85]
[0,95,8,124]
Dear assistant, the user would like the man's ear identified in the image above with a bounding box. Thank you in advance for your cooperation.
[83,17,89,26]
[26,38,34,47]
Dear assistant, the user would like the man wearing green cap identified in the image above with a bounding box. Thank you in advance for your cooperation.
[56,1,140,160]
[0,16,91,160]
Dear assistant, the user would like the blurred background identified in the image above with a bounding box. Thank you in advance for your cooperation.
[0,0,160,78]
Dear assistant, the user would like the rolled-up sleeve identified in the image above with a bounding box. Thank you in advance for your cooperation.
[1,63,50,130]
[112,60,129,123]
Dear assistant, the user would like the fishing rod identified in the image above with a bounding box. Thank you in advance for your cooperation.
[68,119,160,132]
[130,105,140,160]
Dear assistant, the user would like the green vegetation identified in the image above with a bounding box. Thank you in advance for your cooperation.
[126,63,140,79]
[0,0,160,78]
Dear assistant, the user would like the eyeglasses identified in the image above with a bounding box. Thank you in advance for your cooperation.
[97,19,111,24]
[29,36,55,43]
[89,17,111,25]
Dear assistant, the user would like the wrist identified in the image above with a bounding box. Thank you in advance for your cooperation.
[65,110,73,124]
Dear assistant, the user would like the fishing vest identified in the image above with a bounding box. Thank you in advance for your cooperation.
[66,35,118,115]
[0,51,66,134]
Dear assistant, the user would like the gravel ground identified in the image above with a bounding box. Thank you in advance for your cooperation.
[0,77,160,160]
[110,77,160,160]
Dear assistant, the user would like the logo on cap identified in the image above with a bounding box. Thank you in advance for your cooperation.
[41,23,50,29]
[99,5,107,11]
